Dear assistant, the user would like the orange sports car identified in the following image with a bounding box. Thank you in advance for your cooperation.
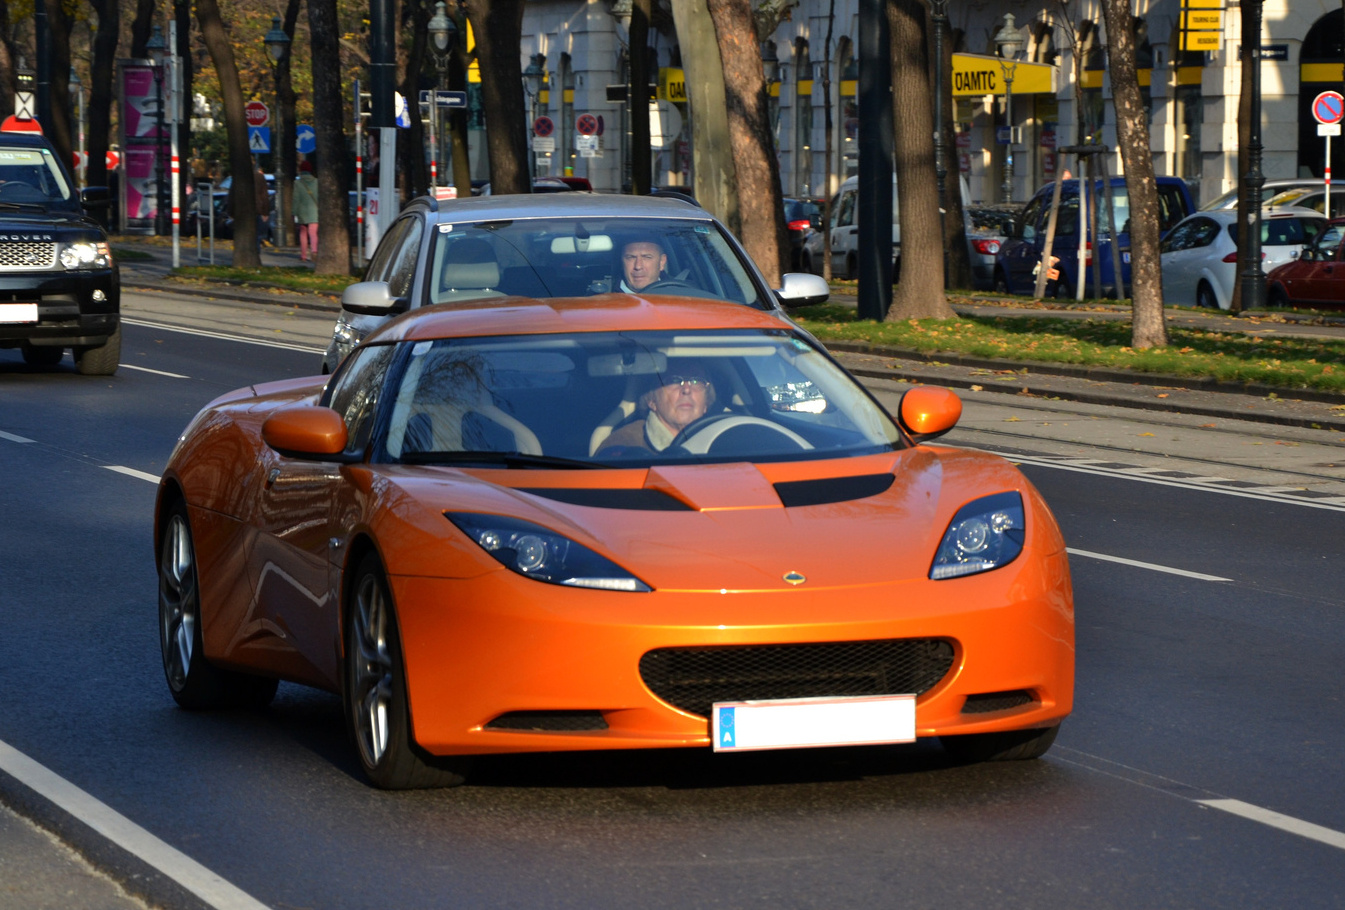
[155,296,1073,789]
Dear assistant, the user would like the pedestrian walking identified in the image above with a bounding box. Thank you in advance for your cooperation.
[295,160,320,262]
[254,162,272,248]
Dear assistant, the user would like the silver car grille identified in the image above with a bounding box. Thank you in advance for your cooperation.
[0,241,58,270]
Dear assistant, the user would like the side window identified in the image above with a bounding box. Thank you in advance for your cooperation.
[835,190,856,228]
[1191,218,1219,248]
[1018,197,1044,241]
[324,343,398,457]
[386,217,425,299]
[1157,186,1186,233]
[364,217,412,282]
[1160,220,1194,252]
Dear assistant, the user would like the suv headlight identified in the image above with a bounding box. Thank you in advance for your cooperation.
[332,320,362,347]
[447,512,652,592]
[930,492,1024,580]
[59,241,112,270]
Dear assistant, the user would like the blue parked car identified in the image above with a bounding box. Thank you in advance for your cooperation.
[993,176,1195,298]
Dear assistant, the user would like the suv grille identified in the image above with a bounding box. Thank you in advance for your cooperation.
[0,242,57,270]
[639,639,955,718]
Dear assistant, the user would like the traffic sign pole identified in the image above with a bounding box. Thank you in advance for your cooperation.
[1312,91,1344,216]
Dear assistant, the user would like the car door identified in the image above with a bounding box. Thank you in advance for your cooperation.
[1283,226,1345,304]
[249,343,398,689]
[829,187,857,277]
[1158,217,1207,306]
[1002,195,1046,292]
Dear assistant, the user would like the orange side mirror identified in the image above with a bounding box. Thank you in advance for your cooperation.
[262,405,349,458]
[898,386,963,441]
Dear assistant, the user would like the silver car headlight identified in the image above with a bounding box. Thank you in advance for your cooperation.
[930,492,1025,580]
[59,241,111,270]
[446,512,652,592]
[331,320,362,347]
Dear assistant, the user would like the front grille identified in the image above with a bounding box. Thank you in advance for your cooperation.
[0,242,58,270]
[484,710,609,732]
[961,690,1035,714]
[639,639,955,718]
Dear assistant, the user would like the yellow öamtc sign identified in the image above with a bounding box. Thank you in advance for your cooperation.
[951,53,1057,96]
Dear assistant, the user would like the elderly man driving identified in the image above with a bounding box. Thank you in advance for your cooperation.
[596,362,715,455]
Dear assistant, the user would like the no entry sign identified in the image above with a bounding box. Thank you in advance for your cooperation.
[1313,91,1344,125]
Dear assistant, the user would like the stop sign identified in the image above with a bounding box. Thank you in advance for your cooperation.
[245,101,270,127]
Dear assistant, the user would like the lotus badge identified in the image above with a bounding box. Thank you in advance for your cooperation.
[783,571,806,586]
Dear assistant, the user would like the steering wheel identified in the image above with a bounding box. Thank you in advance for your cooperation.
[670,414,813,455]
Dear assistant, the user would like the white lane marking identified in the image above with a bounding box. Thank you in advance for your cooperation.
[0,738,273,910]
[0,430,34,443]
[119,363,189,379]
[1066,547,1232,582]
[1198,799,1345,852]
[991,451,1345,513]
[123,317,326,354]
[105,465,161,484]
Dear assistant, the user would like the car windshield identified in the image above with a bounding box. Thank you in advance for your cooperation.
[371,328,903,467]
[0,146,75,208]
[426,218,768,307]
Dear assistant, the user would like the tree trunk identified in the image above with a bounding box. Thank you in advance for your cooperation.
[130,0,155,58]
[939,27,973,291]
[885,0,952,319]
[629,0,653,194]
[821,0,835,281]
[465,0,530,194]
[669,0,738,233]
[1100,0,1166,347]
[175,1,194,234]
[447,6,472,198]
[309,0,352,275]
[704,0,788,285]
[197,0,259,267]
[41,0,73,169]
[1230,2,1256,313]
[399,0,431,200]
[87,0,119,189]
[275,0,301,250]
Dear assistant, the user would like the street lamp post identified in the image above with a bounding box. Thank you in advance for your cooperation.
[428,1,457,194]
[146,25,168,235]
[930,0,948,286]
[994,13,1024,204]
[523,53,546,179]
[1241,0,1266,311]
[264,16,291,247]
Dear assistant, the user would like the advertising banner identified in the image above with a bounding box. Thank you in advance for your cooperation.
[118,60,168,233]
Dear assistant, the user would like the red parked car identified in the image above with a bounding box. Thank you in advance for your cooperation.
[1266,217,1345,308]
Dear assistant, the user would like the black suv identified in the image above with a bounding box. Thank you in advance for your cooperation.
[0,132,119,375]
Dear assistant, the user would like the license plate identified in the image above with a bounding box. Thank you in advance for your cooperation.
[0,303,37,324]
[1122,251,1131,263]
[712,694,916,752]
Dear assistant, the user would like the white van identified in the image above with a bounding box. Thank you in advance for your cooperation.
[802,174,970,280]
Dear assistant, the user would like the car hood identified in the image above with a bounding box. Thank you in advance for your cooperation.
[0,210,102,238]
[364,446,1050,592]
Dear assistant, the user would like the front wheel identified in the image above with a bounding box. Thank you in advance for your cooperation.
[345,553,469,789]
[1195,281,1219,310]
[74,322,121,376]
[941,723,1060,763]
[20,342,64,368]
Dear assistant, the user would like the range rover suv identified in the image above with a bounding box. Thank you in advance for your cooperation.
[0,131,119,375]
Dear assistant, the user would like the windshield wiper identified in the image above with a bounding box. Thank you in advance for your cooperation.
[0,201,48,212]
[400,450,601,469]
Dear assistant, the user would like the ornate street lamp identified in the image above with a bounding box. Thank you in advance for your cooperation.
[428,1,457,191]
[931,0,949,286]
[994,13,1024,204]
[264,16,290,245]
[523,53,547,178]
[146,24,168,235]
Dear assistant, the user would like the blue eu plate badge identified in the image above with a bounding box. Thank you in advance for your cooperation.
[717,706,735,748]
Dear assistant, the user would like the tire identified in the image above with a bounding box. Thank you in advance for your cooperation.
[20,342,64,368]
[801,251,814,275]
[941,723,1060,763]
[158,500,278,709]
[993,269,1010,295]
[345,553,469,789]
[74,322,121,376]
[1195,281,1219,310]
[845,253,857,280]
[1266,286,1290,308]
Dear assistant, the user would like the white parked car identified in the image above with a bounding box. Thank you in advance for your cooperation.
[1199,178,1321,212]
[1160,208,1327,309]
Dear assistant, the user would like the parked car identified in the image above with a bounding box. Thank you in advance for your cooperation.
[1265,217,1345,308]
[155,295,1074,789]
[966,203,1019,290]
[323,192,830,372]
[1263,186,1345,219]
[1200,178,1321,212]
[783,196,823,271]
[1160,208,1327,309]
[994,176,1196,298]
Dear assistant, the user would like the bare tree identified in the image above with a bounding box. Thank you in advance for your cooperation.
[704,0,788,285]
[309,0,352,274]
[85,0,118,189]
[464,0,530,194]
[885,0,953,318]
[398,0,431,200]
[1099,0,1166,347]
[197,0,260,267]
[273,0,301,250]
[41,0,73,169]
[669,0,737,231]
[936,25,973,290]
[130,0,155,58]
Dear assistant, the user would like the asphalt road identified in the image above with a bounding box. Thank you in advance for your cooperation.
[2,290,1343,909]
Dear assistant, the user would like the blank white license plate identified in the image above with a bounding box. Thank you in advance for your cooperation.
[712,694,916,752]
[0,303,37,323]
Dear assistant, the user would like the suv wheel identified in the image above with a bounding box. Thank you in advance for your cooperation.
[74,322,121,376]
[21,342,64,368]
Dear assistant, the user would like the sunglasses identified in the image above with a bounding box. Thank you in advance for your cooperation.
[663,375,711,388]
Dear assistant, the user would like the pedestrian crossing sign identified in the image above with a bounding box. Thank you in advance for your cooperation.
[248,126,270,153]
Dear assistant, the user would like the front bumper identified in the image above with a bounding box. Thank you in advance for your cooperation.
[392,547,1074,757]
[0,268,119,347]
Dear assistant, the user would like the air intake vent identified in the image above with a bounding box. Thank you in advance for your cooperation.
[484,710,609,731]
[961,690,1035,714]
[520,488,692,511]
[774,473,894,508]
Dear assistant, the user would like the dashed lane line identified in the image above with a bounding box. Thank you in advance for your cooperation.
[1066,548,1232,582]
[0,738,273,910]
[1197,799,1345,851]
[104,465,161,484]
[0,430,34,443]
[119,363,189,379]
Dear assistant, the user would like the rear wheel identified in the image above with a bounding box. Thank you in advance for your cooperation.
[993,269,1010,295]
[20,342,64,368]
[74,322,121,376]
[1266,286,1290,308]
[941,723,1060,763]
[159,500,278,709]
[1196,281,1219,310]
[845,253,857,280]
[345,553,469,789]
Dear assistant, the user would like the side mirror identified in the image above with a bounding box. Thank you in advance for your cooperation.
[340,280,406,315]
[898,386,962,442]
[774,272,830,308]
[80,186,112,209]
[262,405,351,460]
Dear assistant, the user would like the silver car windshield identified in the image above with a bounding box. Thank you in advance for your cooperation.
[375,329,903,466]
[426,218,767,308]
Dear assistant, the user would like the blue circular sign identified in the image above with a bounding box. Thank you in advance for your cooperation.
[1313,92,1344,126]
[295,124,317,155]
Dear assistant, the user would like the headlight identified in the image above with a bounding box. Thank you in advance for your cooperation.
[331,320,362,347]
[59,241,111,270]
[446,512,652,592]
[930,492,1024,580]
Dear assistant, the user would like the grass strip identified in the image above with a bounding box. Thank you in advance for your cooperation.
[169,265,352,296]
